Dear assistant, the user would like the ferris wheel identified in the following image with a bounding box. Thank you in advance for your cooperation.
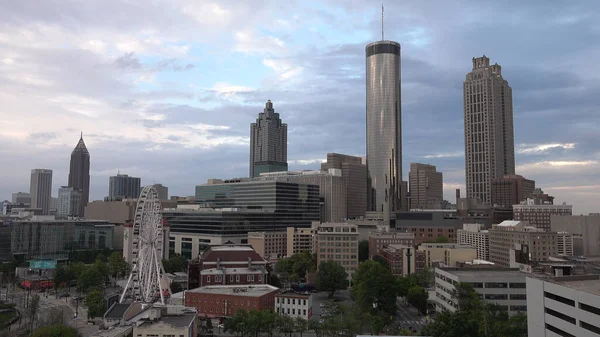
[120,185,171,304]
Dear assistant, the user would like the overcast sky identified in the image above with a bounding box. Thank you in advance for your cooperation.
[0,1,598,214]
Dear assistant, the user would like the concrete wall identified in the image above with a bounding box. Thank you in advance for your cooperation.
[551,215,600,256]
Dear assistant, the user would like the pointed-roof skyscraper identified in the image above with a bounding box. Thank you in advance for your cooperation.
[68,132,90,216]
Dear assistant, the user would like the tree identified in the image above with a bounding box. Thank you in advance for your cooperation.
[275,252,317,282]
[434,235,449,243]
[31,324,81,337]
[77,265,103,293]
[352,260,400,316]
[372,255,389,269]
[277,315,296,337]
[358,240,369,262]
[85,290,106,319]
[294,316,308,337]
[108,252,129,281]
[316,260,347,298]
[170,282,183,294]
[308,319,324,337]
[406,285,428,314]
[28,294,40,332]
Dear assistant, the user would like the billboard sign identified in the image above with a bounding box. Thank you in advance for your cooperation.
[29,260,57,269]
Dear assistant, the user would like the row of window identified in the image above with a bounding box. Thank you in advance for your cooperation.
[276,298,308,306]
[205,274,263,283]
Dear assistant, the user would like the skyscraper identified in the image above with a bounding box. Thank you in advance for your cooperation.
[154,184,169,200]
[464,56,515,205]
[30,169,52,214]
[409,163,443,210]
[249,100,288,178]
[68,133,90,216]
[321,153,368,219]
[109,174,141,199]
[365,40,402,220]
[58,186,82,216]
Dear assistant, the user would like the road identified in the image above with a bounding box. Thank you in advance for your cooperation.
[395,297,429,332]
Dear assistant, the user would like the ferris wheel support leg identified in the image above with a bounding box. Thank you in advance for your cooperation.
[120,263,136,303]
[154,248,166,305]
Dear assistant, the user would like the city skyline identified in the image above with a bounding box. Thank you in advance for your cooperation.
[0,2,598,214]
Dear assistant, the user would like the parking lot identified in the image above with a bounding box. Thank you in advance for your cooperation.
[310,289,354,320]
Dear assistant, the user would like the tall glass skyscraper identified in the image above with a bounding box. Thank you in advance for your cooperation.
[68,133,90,216]
[365,40,402,218]
[249,100,288,178]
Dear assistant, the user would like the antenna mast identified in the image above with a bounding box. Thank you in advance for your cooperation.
[381,3,384,41]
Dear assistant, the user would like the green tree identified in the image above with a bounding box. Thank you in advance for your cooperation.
[352,260,400,316]
[170,282,183,294]
[434,235,449,243]
[31,324,81,337]
[28,294,41,332]
[358,240,369,262]
[77,265,103,293]
[294,316,308,337]
[275,252,317,281]
[308,319,324,337]
[406,285,428,314]
[85,290,106,319]
[277,315,296,337]
[372,255,389,269]
[108,252,129,281]
[316,260,347,298]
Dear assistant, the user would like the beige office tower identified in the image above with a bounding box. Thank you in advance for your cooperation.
[409,163,443,209]
[464,56,515,205]
[321,153,367,219]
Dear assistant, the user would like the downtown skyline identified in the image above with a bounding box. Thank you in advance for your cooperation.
[0,1,598,214]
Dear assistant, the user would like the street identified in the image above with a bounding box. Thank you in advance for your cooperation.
[395,297,429,332]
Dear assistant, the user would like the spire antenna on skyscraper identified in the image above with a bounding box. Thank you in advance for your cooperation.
[381,3,384,41]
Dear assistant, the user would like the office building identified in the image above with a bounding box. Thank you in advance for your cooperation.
[11,192,30,205]
[551,214,600,256]
[11,216,114,261]
[491,175,535,208]
[365,40,403,221]
[464,56,515,205]
[247,231,287,260]
[378,244,426,277]
[368,231,415,259]
[321,153,368,219]
[557,232,574,257]
[286,225,318,256]
[527,273,600,337]
[154,184,169,200]
[57,186,82,217]
[513,198,573,232]
[68,133,90,216]
[109,174,141,199]
[275,292,313,319]
[435,268,527,314]
[257,170,346,222]
[316,223,359,279]
[488,220,558,267]
[249,100,288,178]
[30,169,52,215]
[409,163,443,210]
[184,284,279,317]
[394,211,470,244]
[457,223,490,261]
[418,243,478,268]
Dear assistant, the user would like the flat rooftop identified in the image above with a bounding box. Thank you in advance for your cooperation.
[554,277,600,296]
[210,245,254,252]
[438,268,525,279]
[187,284,279,297]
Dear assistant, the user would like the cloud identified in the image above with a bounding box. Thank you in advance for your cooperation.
[422,152,464,159]
[517,143,576,154]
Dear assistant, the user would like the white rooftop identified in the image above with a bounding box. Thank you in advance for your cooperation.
[497,220,524,227]
[210,245,254,251]
[200,267,265,275]
[187,284,279,297]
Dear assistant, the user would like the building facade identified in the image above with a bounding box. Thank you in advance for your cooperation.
[11,192,31,205]
[365,40,403,219]
[394,211,468,244]
[368,231,415,259]
[378,244,425,277]
[249,100,288,178]
[68,134,90,216]
[491,174,535,208]
[247,231,287,260]
[286,225,317,256]
[551,214,600,257]
[109,174,141,199]
[321,153,368,219]
[275,292,313,319]
[184,284,279,318]
[513,199,573,232]
[418,243,478,268]
[30,169,53,215]
[256,170,347,223]
[11,217,114,261]
[316,223,359,280]
[154,184,169,200]
[464,56,515,205]
[488,220,558,267]
[435,268,527,314]
[556,232,574,257]
[57,186,82,217]
[409,163,443,210]
[527,274,600,337]
[456,223,490,261]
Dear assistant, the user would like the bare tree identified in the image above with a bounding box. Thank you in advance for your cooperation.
[28,294,40,332]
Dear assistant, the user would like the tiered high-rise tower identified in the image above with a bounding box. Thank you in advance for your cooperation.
[68,133,90,216]
[249,100,288,178]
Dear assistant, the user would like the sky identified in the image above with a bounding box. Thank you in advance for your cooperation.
[0,1,598,214]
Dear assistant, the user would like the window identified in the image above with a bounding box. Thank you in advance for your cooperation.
[292,309,296,315]
[236,275,240,282]
[545,324,575,337]
[207,275,211,283]
[509,294,526,300]
[580,302,600,316]
[303,309,306,316]
[509,283,526,288]
[293,299,296,305]
[545,307,575,324]
[581,321,600,335]
[230,275,234,282]
[544,292,575,307]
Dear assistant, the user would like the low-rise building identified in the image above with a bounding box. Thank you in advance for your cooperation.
[287,225,317,256]
[248,231,287,260]
[418,243,478,268]
[275,292,313,319]
[556,232,574,257]
[434,267,527,314]
[378,244,426,277]
[489,220,558,267]
[394,211,467,244]
[456,223,490,261]
[551,214,600,257]
[513,198,572,232]
[184,284,280,317]
[368,231,415,259]
[527,272,600,337]
[316,223,359,280]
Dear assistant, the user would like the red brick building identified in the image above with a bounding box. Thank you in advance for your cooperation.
[368,231,415,258]
[184,284,280,317]
[377,244,426,277]
[187,245,268,289]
